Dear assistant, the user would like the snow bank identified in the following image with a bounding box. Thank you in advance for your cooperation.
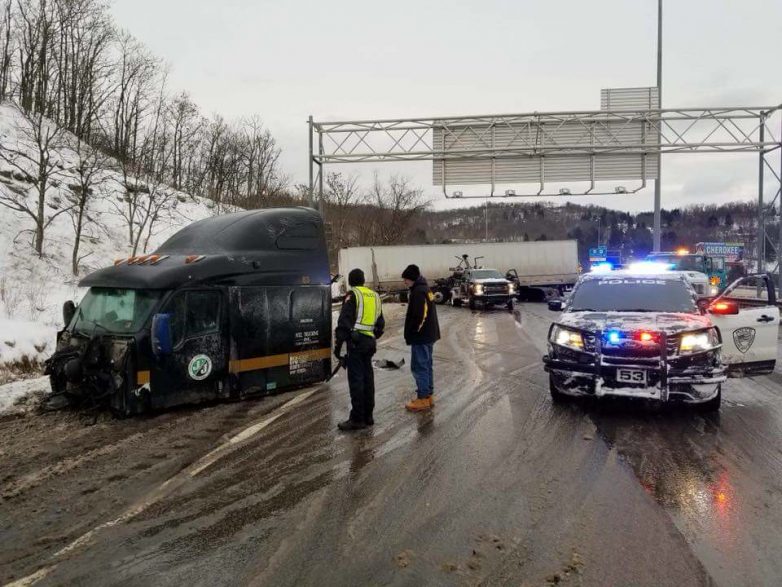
[0,102,218,372]
[0,375,49,414]
[0,319,54,367]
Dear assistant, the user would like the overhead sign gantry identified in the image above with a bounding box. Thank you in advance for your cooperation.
[308,89,782,284]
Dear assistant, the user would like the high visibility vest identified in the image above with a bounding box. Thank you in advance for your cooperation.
[352,286,382,337]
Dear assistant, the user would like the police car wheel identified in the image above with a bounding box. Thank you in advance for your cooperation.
[695,385,721,412]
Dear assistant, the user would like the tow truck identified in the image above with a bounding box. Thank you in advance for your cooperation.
[543,267,779,411]
[646,249,727,295]
[445,255,515,310]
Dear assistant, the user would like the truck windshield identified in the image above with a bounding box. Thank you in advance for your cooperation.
[647,254,706,273]
[72,288,161,334]
[569,278,697,313]
[471,269,504,279]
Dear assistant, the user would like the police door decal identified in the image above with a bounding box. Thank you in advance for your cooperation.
[188,354,213,380]
[733,327,755,353]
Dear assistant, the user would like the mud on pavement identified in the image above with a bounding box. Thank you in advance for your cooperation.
[0,388,309,583]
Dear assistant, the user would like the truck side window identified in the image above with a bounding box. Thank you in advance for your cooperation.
[186,291,220,337]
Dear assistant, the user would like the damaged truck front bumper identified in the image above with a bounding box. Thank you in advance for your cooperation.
[542,343,726,404]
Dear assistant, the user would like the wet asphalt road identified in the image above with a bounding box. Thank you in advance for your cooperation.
[2,304,782,586]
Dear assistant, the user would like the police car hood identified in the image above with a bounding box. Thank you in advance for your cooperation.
[558,310,711,335]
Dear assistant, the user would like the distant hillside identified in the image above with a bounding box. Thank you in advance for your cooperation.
[413,201,761,265]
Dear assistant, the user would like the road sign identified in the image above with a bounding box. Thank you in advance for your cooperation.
[696,242,745,262]
[589,246,608,262]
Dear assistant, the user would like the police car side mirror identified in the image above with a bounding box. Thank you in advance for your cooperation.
[63,300,76,327]
[548,300,563,312]
[151,313,173,357]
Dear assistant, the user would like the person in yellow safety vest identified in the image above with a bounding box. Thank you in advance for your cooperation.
[334,268,385,431]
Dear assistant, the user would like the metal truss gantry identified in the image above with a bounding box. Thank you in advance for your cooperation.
[309,105,782,283]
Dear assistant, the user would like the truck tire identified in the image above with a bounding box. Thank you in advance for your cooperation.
[695,385,721,412]
[452,297,463,307]
[399,290,409,303]
[468,297,476,310]
[433,290,450,304]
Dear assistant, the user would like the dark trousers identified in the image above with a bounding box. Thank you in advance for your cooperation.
[347,347,376,423]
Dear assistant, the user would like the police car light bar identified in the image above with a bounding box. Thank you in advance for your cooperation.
[627,261,675,274]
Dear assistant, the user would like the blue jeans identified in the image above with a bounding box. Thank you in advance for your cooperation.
[411,343,434,399]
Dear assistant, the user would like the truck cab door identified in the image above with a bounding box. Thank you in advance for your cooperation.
[151,289,227,408]
[708,274,779,373]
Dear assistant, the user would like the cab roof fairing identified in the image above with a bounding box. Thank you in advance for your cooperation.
[79,208,331,290]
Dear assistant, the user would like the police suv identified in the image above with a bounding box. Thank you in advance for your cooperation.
[543,267,779,410]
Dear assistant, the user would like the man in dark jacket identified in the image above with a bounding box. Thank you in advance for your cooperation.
[401,264,440,411]
[334,268,385,431]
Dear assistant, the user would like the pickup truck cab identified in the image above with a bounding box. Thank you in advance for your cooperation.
[451,268,516,311]
[543,270,779,410]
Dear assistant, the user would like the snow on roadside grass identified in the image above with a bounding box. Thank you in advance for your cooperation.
[0,375,49,414]
[0,319,54,370]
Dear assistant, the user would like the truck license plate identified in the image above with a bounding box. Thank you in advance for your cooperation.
[616,369,647,385]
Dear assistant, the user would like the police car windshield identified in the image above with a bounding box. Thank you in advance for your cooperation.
[72,288,161,334]
[470,269,504,279]
[569,278,697,313]
[647,254,705,272]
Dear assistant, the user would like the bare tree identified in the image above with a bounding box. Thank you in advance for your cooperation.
[324,171,360,249]
[367,174,427,245]
[0,103,69,256]
[67,135,108,274]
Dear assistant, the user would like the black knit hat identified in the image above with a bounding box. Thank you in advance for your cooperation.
[401,264,420,281]
[348,268,365,287]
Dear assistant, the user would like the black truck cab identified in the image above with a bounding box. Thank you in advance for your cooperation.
[46,208,332,416]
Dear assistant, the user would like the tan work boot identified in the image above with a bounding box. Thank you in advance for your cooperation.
[405,397,433,412]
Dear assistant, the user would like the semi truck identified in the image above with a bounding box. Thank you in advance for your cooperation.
[337,240,579,301]
[44,208,333,416]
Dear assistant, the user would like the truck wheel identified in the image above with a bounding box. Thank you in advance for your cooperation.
[506,300,514,313]
[549,373,571,404]
[468,297,476,310]
[433,290,445,304]
[452,298,463,307]
[399,290,409,303]
[696,385,721,412]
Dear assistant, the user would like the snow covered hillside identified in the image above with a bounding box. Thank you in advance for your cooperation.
[0,102,218,378]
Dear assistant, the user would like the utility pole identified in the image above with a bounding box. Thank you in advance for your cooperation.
[653,0,663,251]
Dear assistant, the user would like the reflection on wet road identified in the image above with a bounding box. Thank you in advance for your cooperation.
[3,304,782,586]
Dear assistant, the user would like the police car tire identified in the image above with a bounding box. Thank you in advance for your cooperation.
[696,385,721,412]
[549,373,570,403]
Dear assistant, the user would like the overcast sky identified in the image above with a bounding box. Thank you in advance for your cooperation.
[111,0,781,213]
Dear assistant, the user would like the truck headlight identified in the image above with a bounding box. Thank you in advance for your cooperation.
[508,282,516,293]
[679,329,719,354]
[472,284,484,295]
[550,325,585,350]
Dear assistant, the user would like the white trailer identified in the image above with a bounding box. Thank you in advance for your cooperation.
[337,240,579,296]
